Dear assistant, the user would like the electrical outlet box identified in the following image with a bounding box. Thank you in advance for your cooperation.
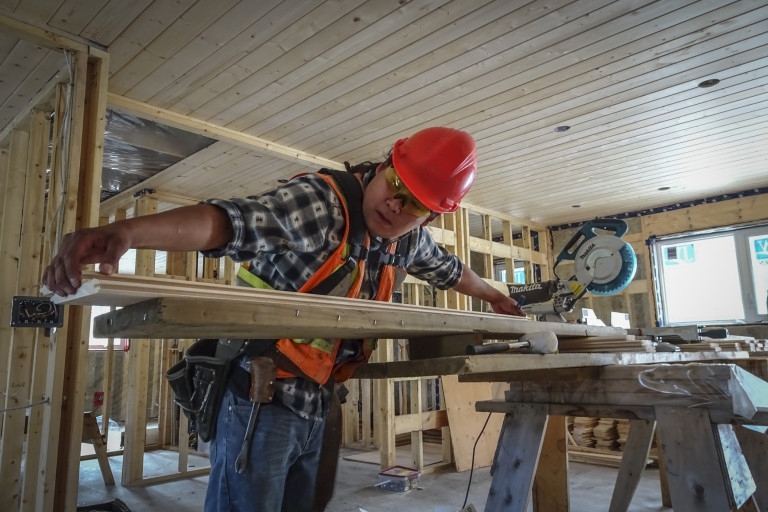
[10,296,63,328]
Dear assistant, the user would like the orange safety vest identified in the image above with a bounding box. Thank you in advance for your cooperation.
[238,170,407,384]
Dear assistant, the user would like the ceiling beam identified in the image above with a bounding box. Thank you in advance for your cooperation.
[107,94,345,171]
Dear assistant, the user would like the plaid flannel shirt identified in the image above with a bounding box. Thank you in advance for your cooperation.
[202,169,462,420]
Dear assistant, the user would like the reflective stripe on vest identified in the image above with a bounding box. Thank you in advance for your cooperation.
[239,172,399,384]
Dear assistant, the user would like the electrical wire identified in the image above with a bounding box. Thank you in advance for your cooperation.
[461,411,492,510]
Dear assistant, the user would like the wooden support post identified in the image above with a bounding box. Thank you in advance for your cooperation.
[82,412,115,485]
[734,426,768,512]
[18,110,54,512]
[485,404,549,512]
[410,379,424,469]
[50,47,109,512]
[0,128,31,512]
[532,415,569,512]
[609,419,656,512]
[376,340,396,469]
[122,194,157,485]
[654,406,755,512]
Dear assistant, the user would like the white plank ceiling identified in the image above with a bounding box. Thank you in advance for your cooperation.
[1,0,767,226]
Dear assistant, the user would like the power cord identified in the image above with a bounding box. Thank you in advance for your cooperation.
[461,412,493,510]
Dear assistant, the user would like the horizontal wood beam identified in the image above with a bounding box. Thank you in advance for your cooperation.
[0,12,91,53]
[107,94,345,171]
[48,272,627,340]
[394,410,448,435]
[475,364,767,422]
[90,294,624,341]
[354,352,750,380]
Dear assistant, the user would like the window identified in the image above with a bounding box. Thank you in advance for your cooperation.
[651,224,768,325]
[88,305,127,350]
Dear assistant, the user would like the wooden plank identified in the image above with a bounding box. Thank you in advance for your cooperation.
[609,419,656,512]
[376,339,396,470]
[16,109,52,512]
[122,194,156,486]
[106,93,344,171]
[52,48,103,512]
[734,426,768,512]
[241,0,500,138]
[0,127,30,512]
[53,273,627,340]
[106,0,241,96]
[484,404,549,512]
[356,352,751,381]
[532,415,569,512]
[440,375,503,472]
[0,11,89,53]
[715,424,756,509]
[654,406,735,512]
[36,82,69,512]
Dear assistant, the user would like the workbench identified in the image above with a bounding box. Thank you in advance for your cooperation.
[359,357,768,512]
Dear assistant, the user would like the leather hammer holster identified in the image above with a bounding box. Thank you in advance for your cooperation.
[248,356,277,403]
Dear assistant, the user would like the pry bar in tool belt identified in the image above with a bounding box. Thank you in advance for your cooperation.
[235,357,277,473]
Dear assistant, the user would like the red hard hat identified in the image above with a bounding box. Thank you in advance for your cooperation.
[392,127,477,213]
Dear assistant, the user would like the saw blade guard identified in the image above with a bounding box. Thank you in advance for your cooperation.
[555,219,637,296]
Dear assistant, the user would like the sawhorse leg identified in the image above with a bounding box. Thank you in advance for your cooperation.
[609,419,655,512]
[485,403,548,512]
[735,426,768,512]
[532,415,569,512]
[654,406,755,512]
[82,412,115,486]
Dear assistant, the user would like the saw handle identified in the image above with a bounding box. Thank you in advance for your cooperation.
[556,218,629,265]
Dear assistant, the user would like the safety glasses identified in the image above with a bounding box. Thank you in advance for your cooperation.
[384,166,432,218]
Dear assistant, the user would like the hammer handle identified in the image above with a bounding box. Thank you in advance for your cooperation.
[466,341,528,355]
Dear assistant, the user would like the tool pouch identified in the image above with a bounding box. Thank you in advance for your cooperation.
[166,338,245,442]
[248,357,277,403]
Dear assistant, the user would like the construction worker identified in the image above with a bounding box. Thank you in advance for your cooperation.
[42,126,524,512]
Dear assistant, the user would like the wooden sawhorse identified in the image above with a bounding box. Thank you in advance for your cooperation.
[82,411,115,486]
[475,363,768,512]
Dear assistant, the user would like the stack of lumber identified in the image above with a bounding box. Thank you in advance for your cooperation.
[593,418,619,450]
[557,335,654,353]
[677,341,743,352]
[677,337,766,353]
[615,419,630,451]
[570,417,599,448]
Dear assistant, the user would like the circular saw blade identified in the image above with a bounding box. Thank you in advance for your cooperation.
[573,235,637,295]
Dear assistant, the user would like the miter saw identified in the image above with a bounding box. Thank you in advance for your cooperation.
[508,218,637,322]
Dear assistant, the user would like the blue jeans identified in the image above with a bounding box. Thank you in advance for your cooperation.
[204,389,326,512]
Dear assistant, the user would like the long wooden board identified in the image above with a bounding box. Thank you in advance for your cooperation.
[50,273,627,340]
[354,351,751,381]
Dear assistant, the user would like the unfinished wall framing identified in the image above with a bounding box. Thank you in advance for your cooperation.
[0,13,110,512]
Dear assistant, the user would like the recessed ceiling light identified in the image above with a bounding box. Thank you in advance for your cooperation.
[658,186,671,191]
[554,125,570,132]
[698,78,720,88]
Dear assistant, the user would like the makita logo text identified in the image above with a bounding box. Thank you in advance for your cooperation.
[579,242,596,259]
[509,283,544,292]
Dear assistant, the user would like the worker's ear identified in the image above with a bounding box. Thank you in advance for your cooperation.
[421,212,439,227]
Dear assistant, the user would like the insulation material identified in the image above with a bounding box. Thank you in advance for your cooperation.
[100,110,215,201]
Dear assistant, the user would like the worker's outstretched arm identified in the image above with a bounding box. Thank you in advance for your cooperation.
[43,204,233,297]
[452,263,525,316]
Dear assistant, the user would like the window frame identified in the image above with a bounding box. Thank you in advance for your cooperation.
[650,222,768,326]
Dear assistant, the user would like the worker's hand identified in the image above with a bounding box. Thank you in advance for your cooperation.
[42,225,131,296]
[489,295,526,317]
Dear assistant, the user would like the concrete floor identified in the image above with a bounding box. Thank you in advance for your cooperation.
[78,448,672,511]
